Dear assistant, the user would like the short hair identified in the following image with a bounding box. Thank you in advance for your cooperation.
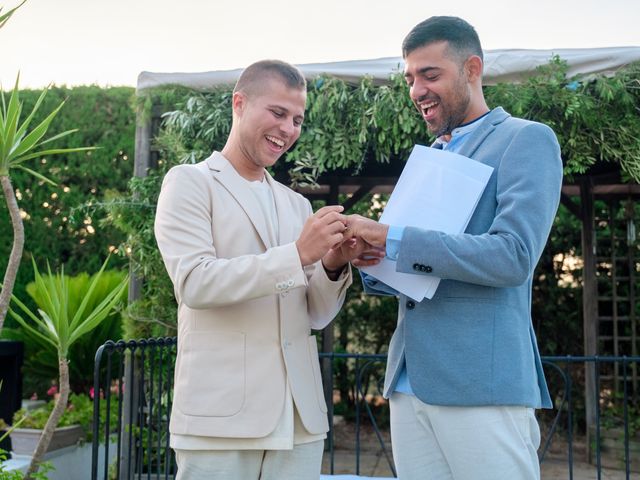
[233,59,306,97]
[402,16,483,63]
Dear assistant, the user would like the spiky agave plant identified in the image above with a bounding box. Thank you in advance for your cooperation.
[8,256,128,479]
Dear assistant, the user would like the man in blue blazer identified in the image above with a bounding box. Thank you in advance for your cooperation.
[346,16,563,480]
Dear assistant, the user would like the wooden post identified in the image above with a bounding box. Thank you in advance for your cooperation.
[580,178,598,462]
[129,104,153,303]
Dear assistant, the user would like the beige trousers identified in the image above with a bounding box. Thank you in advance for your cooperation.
[174,440,324,480]
[390,392,541,480]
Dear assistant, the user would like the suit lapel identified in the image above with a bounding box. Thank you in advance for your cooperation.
[456,107,510,159]
[205,152,273,249]
[265,172,293,245]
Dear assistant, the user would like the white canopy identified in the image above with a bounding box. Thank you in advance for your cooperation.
[137,47,640,92]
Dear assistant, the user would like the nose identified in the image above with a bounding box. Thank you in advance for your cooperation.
[278,117,297,139]
[410,78,429,103]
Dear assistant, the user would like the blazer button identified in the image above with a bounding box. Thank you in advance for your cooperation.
[413,263,421,271]
[425,266,433,273]
[406,300,415,310]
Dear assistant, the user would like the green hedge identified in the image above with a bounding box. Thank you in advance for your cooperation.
[0,86,136,314]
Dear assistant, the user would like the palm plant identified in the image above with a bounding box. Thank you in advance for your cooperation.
[0,74,95,335]
[4,269,128,393]
[7,257,128,479]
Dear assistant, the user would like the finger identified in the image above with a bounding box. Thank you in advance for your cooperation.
[342,226,355,242]
[352,257,382,268]
[345,214,365,226]
[345,238,357,248]
[325,220,348,236]
[321,212,347,226]
[361,248,385,258]
[315,205,344,218]
[329,232,344,249]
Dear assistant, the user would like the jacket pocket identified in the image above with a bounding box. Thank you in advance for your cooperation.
[176,331,246,417]
[307,335,328,413]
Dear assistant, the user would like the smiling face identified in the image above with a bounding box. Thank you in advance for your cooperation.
[231,75,306,179]
[404,41,473,138]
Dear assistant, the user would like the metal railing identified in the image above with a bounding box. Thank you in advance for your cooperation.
[91,338,177,480]
[91,338,640,479]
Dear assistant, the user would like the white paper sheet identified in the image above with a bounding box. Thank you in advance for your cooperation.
[361,144,494,301]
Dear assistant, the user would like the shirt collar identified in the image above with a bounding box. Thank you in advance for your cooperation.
[435,110,491,148]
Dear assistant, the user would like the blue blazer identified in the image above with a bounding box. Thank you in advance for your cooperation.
[366,107,562,409]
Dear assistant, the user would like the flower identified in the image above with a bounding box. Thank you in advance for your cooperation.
[89,386,104,400]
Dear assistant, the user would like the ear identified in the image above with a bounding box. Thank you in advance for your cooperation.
[465,55,483,83]
[232,91,247,116]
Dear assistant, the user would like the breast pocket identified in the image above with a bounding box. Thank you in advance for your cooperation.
[176,331,246,417]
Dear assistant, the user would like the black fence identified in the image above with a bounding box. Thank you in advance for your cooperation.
[91,338,640,480]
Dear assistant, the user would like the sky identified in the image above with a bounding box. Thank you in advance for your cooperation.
[1,0,639,89]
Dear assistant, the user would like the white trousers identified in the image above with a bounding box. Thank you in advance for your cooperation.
[174,440,324,480]
[390,393,541,480]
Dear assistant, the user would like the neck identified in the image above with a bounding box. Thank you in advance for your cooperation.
[466,89,490,123]
[221,139,265,182]
[442,99,490,142]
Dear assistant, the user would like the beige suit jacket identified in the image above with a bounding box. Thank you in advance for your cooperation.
[154,152,352,439]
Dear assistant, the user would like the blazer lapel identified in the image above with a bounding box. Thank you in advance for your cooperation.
[205,152,273,249]
[456,107,510,159]
[265,171,294,245]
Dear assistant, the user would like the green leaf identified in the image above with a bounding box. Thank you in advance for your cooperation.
[1,76,21,162]
[9,101,65,159]
[0,0,26,29]
[37,128,78,146]
[14,164,56,185]
[8,307,58,352]
[12,146,95,163]
[14,86,50,142]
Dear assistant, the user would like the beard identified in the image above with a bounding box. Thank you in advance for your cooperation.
[426,75,471,138]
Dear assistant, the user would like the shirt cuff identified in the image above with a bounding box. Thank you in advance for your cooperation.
[385,225,405,260]
[360,272,400,296]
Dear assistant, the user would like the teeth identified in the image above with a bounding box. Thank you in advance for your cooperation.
[420,101,438,112]
[266,135,285,147]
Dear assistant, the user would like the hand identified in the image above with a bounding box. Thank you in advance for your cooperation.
[296,205,347,267]
[322,236,384,272]
[344,214,389,249]
[350,245,386,268]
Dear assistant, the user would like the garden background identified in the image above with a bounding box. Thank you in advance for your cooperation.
[1,58,639,427]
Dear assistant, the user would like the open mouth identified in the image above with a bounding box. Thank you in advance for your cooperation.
[265,134,285,152]
[419,100,439,121]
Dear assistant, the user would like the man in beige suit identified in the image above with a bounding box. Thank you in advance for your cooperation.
[154,60,375,480]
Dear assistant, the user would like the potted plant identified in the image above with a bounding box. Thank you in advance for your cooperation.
[5,392,119,456]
